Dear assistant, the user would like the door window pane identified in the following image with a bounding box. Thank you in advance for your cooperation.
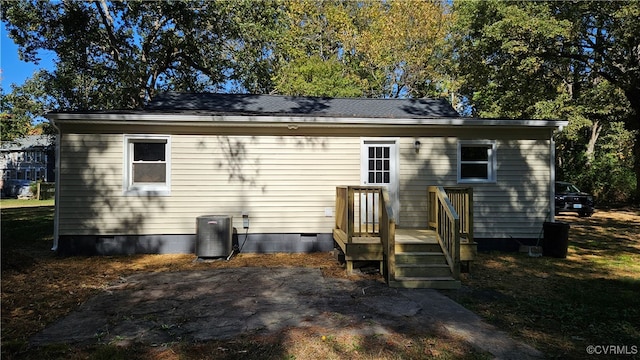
[367,145,392,185]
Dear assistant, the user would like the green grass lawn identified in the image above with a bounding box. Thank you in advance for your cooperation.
[1,200,56,266]
[0,198,55,209]
[446,210,640,359]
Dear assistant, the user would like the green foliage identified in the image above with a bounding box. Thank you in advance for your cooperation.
[272,0,454,98]
[3,0,639,201]
[453,0,640,203]
[0,71,53,141]
[452,1,569,118]
[0,102,32,142]
[273,56,364,97]
[28,181,38,197]
[2,0,282,110]
[557,123,636,205]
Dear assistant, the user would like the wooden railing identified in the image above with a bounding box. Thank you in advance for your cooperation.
[335,186,349,236]
[335,186,395,281]
[335,186,386,240]
[379,188,396,283]
[441,187,474,242]
[428,186,461,278]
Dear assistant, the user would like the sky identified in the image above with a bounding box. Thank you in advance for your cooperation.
[1,21,56,91]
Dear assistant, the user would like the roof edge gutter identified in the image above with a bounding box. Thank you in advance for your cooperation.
[46,113,569,129]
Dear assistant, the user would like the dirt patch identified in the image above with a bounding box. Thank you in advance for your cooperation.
[0,252,360,344]
[27,266,541,359]
[28,267,415,345]
[6,205,636,359]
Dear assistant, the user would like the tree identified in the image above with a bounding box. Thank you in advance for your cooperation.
[0,71,53,141]
[272,0,367,97]
[2,0,281,110]
[272,0,453,99]
[453,0,639,203]
[354,0,453,98]
[0,91,32,142]
[273,55,365,97]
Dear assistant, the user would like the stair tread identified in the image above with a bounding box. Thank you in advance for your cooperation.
[395,251,444,256]
[395,263,450,268]
[394,276,457,281]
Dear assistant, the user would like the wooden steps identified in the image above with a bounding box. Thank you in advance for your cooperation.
[333,228,465,289]
[389,229,460,289]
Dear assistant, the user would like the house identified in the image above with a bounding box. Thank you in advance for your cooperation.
[47,93,566,287]
[1,134,55,197]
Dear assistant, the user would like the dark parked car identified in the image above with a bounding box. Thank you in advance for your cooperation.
[555,181,594,217]
[1,179,32,198]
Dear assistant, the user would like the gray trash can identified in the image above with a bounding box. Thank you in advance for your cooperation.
[542,221,570,258]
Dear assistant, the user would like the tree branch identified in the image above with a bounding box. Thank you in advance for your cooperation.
[94,0,121,63]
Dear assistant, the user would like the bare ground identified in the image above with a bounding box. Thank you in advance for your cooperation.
[2,205,638,359]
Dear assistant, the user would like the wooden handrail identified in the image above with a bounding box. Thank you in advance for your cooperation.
[335,185,396,281]
[335,186,348,235]
[380,188,396,283]
[351,186,383,238]
[428,186,461,278]
[442,186,474,242]
[428,186,474,242]
[336,186,390,243]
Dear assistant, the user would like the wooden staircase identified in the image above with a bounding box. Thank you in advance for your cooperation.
[333,186,474,289]
[388,230,460,289]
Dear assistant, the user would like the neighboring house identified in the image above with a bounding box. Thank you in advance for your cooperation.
[1,134,55,197]
[46,93,566,258]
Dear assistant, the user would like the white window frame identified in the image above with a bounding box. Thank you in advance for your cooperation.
[123,134,171,196]
[457,140,497,184]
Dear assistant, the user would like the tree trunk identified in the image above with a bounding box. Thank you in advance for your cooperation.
[625,88,640,204]
[634,129,640,204]
[585,120,601,167]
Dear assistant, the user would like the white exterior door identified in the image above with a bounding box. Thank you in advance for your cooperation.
[361,139,399,223]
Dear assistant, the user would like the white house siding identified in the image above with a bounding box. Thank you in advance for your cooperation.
[398,136,551,239]
[58,127,552,241]
[58,133,361,236]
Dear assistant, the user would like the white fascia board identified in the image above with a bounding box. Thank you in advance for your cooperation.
[46,112,568,129]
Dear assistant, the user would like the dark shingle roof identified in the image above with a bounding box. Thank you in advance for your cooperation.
[146,93,460,118]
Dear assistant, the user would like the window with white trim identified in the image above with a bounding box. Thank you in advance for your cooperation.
[457,141,496,183]
[123,135,171,195]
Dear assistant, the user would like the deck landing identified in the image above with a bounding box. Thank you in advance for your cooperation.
[395,228,438,244]
[347,228,438,246]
